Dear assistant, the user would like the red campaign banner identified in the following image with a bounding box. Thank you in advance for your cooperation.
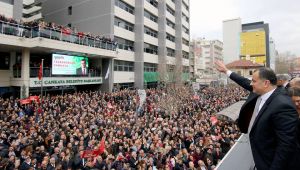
[210,116,218,126]
[81,138,105,158]
[29,96,39,101]
[20,99,31,105]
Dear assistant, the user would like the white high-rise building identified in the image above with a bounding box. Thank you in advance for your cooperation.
[0,0,42,22]
[223,18,241,64]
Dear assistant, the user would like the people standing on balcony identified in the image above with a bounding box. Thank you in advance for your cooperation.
[215,60,298,170]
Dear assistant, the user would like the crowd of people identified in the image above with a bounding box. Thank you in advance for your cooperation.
[0,85,248,170]
[0,15,117,50]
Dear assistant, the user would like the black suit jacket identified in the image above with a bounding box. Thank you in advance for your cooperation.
[76,67,88,75]
[230,72,298,170]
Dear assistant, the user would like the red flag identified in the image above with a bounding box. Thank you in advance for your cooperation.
[96,138,105,155]
[210,116,218,125]
[38,62,42,80]
[81,138,105,158]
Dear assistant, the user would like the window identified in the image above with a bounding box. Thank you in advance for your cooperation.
[167,65,175,72]
[183,66,189,73]
[115,37,134,51]
[0,52,9,70]
[68,6,72,15]
[145,0,158,8]
[166,19,175,29]
[114,60,134,72]
[182,1,189,11]
[183,51,189,59]
[182,26,189,34]
[144,63,157,72]
[114,17,134,32]
[167,5,175,16]
[182,13,189,23]
[167,48,175,57]
[144,26,158,38]
[144,43,158,55]
[115,0,134,14]
[182,38,189,46]
[166,33,175,42]
[249,70,253,75]
[144,10,158,23]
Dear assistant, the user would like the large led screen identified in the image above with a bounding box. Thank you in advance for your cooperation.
[52,54,89,75]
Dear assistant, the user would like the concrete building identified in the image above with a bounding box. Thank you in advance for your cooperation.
[190,38,223,84]
[38,0,190,89]
[223,18,241,65]
[223,19,272,67]
[0,0,42,22]
[240,22,270,67]
[0,20,117,98]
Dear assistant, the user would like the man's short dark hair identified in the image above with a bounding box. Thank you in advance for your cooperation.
[255,68,277,85]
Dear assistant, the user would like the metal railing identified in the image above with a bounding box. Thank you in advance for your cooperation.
[0,20,117,51]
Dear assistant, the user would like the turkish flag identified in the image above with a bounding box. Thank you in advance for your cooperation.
[81,138,105,158]
[38,62,42,80]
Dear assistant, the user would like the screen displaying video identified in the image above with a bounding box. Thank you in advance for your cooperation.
[52,54,89,75]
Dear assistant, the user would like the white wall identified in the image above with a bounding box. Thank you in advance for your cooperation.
[0,1,13,18]
[113,72,134,83]
[0,70,10,86]
[223,18,241,64]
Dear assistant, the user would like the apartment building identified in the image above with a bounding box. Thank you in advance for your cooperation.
[38,0,190,89]
[0,0,42,22]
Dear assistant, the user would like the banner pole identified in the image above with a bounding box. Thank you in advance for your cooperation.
[41,59,44,102]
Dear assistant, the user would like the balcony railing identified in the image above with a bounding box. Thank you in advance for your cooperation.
[0,20,117,51]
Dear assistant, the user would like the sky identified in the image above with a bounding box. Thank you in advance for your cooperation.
[190,0,300,56]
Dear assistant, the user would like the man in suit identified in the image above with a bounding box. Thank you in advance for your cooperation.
[276,74,291,88]
[76,59,88,76]
[215,60,298,170]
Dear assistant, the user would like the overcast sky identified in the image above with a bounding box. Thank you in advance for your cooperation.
[190,0,300,56]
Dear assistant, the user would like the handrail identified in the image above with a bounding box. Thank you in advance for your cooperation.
[0,20,117,51]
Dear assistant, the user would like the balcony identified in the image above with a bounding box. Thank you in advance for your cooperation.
[0,20,117,51]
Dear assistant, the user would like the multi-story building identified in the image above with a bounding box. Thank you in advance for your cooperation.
[240,22,270,67]
[223,19,272,67]
[223,18,241,65]
[0,0,42,22]
[38,0,190,89]
[190,38,223,81]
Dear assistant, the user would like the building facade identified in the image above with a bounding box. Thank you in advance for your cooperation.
[190,38,223,82]
[38,0,190,89]
[0,0,42,22]
[223,19,272,67]
[223,18,241,65]
[240,22,270,67]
